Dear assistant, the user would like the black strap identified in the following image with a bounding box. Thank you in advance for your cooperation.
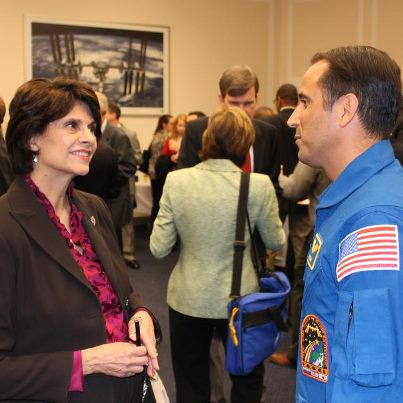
[242,300,288,332]
[230,172,250,298]
[246,212,264,279]
[246,215,288,292]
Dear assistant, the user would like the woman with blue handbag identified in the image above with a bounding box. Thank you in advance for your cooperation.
[150,107,285,403]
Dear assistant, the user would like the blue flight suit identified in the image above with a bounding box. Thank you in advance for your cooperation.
[296,140,403,402]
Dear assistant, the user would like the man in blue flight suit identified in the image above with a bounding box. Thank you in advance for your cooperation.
[288,46,403,402]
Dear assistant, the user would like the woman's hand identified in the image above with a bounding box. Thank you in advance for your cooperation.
[128,311,160,377]
[81,342,148,377]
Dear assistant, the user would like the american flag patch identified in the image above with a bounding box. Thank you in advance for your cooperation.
[336,225,400,282]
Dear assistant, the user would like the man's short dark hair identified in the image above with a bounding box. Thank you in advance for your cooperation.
[219,65,259,97]
[276,84,298,106]
[7,77,101,174]
[187,111,206,119]
[108,102,121,119]
[312,46,402,138]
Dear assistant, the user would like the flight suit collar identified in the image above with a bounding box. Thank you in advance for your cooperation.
[318,140,396,209]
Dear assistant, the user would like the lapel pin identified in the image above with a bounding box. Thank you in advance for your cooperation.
[90,216,96,226]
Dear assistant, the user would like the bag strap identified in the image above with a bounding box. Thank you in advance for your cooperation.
[246,213,265,279]
[242,301,289,332]
[230,172,249,298]
[246,213,288,292]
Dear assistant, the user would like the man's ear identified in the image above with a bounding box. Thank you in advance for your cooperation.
[339,93,359,127]
[218,93,224,106]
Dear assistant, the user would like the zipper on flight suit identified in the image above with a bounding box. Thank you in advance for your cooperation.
[347,301,354,340]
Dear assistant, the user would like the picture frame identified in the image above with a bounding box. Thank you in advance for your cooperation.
[25,16,169,116]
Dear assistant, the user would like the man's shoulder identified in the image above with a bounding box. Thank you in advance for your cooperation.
[261,110,294,130]
[187,116,209,133]
[121,125,139,140]
[263,112,283,123]
[105,122,127,138]
[252,118,278,137]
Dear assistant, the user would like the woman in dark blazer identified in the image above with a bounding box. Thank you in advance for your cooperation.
[0,78,159,402]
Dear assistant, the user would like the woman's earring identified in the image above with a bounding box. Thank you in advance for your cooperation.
[33,155,38,164]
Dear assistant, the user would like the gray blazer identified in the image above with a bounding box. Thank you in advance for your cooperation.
[101,122,136,228]
[150,159,285,318]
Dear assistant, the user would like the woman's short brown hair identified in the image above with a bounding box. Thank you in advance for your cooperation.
[6,77,101,175]
[200,107,255,167]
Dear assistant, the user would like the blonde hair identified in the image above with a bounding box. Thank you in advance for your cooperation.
[170,113,187,140]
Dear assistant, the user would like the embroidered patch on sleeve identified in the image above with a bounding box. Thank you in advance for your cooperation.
[307,233,322,271]
[300,314,329,383]
[336,224,399,282]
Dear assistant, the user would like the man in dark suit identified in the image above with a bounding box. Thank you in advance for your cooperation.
[262,83,299,177]
[74,140,120,203]
[261,84,300,225]
[95,92,137,258]
[177,65,279,403]
[178,65,280,188]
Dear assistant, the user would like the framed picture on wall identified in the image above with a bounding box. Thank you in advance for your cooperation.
[25,17,169,116]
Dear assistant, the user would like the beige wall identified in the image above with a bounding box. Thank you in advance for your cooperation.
[1,0,402,148]
[0,0,271,148]
[271,0,403,89]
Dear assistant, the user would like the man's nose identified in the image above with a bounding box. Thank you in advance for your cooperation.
[287,109,299,128]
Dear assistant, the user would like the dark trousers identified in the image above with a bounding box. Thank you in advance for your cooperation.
[169,307,264,403]
[150,178,165,223]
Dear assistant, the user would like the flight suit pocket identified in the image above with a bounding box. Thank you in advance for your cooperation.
[346,289,395,387]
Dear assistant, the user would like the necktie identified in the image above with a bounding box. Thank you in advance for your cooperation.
[242,150,251,173]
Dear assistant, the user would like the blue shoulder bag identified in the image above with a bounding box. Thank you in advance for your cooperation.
[225,172,291,376]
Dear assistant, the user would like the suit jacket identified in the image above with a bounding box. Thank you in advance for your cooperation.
[74,141,120,202]
[150,159,285,318]
[262,108,299,221]
[0,139,14,196]
[100,123,136,228]
[177,116,281,188]
[0,177,144,403]
[262,107,299,175]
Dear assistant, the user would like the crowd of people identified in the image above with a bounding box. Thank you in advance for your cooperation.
[0,45,402,403]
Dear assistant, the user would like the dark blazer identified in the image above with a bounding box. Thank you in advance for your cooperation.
[262,108,300,221]
[74,141,120,202]
[178,116,280,187]
[261,107,299,175]
[0,177,144,403]
[0,138,14,196]
[100,123,136,228]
